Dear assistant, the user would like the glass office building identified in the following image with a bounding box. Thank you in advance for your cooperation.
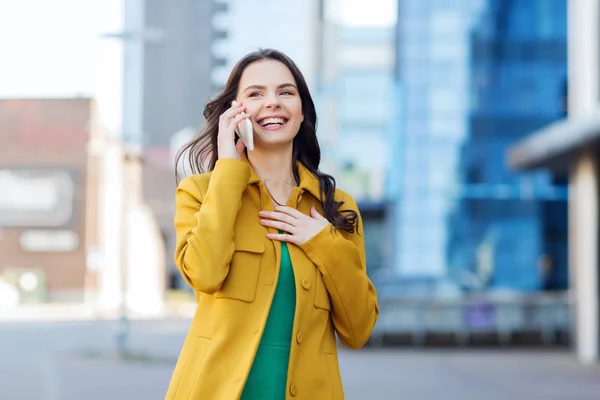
[317,24,397,276]
[393,0,481,278]
[394,0,568,291]
[448,0,569,291]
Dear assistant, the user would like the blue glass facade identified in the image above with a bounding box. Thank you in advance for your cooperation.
[316,26,396,276]
[447,0,569,291]
[393,0,480,278]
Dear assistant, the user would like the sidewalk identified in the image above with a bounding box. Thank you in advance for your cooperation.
[1,317,599,399]
[0,301,196,323]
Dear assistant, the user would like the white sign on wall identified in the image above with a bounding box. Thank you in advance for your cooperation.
[20,230,79,253]
[0,169,74,227]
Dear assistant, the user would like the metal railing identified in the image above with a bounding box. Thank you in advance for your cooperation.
[370,291,571,346]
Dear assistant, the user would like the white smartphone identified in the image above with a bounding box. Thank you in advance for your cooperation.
[231,100,254,151]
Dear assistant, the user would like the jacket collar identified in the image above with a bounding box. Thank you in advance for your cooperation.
[242,151,321,200]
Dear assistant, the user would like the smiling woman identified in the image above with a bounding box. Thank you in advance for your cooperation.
[168,49,379,400]
[236,61,304,150]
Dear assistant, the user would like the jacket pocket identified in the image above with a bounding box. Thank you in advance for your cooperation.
[325,352,345,399]
[166,335,212,400]
[314,270,331,311]
[215,235,265,303]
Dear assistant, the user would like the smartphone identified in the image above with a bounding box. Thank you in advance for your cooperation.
[231,100,254,151]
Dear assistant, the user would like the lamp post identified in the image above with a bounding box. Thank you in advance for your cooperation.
[101,0,164,357]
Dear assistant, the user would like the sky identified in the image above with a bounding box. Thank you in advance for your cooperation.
[0,0,123,97]
[0,0,396,129]
[334,0,397,26]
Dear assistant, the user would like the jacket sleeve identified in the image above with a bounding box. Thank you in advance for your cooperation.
[173,159,250,294]
[298,194,379,349]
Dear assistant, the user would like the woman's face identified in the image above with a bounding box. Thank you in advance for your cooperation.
[236,59,304,149]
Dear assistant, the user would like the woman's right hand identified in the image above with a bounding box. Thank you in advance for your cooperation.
[217,101,250,160]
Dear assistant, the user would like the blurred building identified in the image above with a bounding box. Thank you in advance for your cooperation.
[508,0,599,364]
[143,0,224,149]
[393,0,482,278]
[211,0,322,91]
[318,26,396,201]
[0,99,93,303]
[114,0,225,289]
[0,98,165,311]
[448,0,569,292]
[315,15,397,275]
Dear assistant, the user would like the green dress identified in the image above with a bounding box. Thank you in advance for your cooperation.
[241,233,296,400]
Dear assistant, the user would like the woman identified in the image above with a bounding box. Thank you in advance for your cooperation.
[166,49,379,400]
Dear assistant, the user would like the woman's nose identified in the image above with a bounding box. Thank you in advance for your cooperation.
[264,92,281,108]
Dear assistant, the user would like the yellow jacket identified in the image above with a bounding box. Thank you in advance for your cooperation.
[165,156,379,400]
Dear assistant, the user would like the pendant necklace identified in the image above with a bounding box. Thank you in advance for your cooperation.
[263,178,295,207]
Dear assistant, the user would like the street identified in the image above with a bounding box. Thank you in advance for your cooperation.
[0,318,599,399]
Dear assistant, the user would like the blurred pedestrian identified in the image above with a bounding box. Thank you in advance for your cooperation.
[166,49,379,400]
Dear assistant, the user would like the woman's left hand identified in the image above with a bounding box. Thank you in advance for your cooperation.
[259,205,329,246]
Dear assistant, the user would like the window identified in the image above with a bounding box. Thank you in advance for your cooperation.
[340,71,395,123]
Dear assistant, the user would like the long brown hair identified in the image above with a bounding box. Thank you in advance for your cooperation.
[175,48,357,233]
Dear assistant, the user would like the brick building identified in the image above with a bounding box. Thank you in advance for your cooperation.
[0,98,165,311]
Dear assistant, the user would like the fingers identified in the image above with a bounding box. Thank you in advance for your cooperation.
[227,112,250,131]
[272,205,308,219]
[217,101,249,160]
[265,232,296,244]
[259,211,297,225]
[221,101,245,121]
[235,136,246,153]
[260,206,324,222]
[260,206,329,246]
[260,218,297,233]
[219,102,249,132]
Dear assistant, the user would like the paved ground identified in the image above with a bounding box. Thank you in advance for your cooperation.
[0,318,599,399]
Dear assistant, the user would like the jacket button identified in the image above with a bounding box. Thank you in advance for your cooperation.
[296,332,303,344]
[301,278,311,290]
[289,384,298,396]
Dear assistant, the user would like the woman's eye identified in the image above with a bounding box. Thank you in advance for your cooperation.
[280,91,293,96]
[249,92,261,97]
